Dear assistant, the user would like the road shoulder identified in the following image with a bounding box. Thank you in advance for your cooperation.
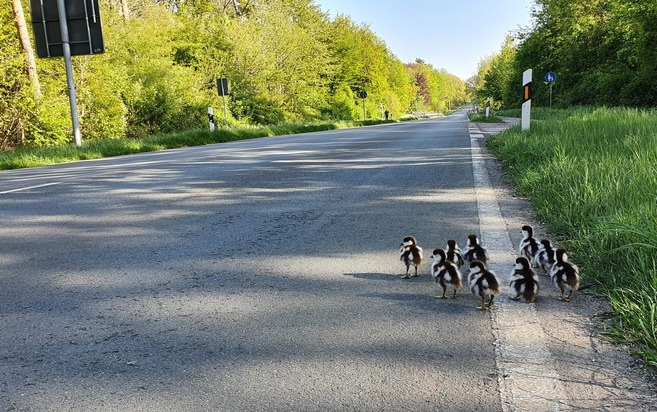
[472,119,657,411]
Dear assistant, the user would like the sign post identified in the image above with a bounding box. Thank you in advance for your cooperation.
[358,90,367,121]
[485,97,491,118]
[544,71,556,108]
[521,69,532,131]
[217,78,229,127]
[30,0,105,147]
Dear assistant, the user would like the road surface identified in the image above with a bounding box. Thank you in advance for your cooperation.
[1,110,654,411]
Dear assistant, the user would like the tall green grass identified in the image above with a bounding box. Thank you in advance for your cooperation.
[488,107,657,367]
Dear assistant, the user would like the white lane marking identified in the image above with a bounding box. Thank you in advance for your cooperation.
[470,132,569,411]
[0,182,62,195]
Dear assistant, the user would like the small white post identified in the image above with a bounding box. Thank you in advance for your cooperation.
[521,69,532,131]
[208,107,215,132]
[485,97,490,118]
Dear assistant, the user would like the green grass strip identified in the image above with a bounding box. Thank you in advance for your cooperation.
[0,120,394,171]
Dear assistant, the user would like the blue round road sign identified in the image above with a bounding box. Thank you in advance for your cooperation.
[544,71,557,84]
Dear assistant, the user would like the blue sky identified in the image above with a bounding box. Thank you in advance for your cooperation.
[314,0,535,80]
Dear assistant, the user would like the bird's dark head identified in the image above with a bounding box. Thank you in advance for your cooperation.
[401,236,417,247]
[515,256,531,271]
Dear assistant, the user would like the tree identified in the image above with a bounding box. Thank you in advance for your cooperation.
[477,35,516,109]
[9,0,40,98]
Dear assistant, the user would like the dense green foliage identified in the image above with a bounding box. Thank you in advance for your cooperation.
[487,107,657,366]
[474,0,657,109]
[1,0,467,149]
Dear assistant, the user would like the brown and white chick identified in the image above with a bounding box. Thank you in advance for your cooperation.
[463,234,488,266]
[519,225,540,267]
[549,249,580,302]
[430,248,462,299]
[509,257,539,303]
[400,236,423,279]
[445,239,464,270]
[467,261,501,311]
[535,239,556,274]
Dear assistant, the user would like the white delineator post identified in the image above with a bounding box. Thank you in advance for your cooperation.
[208,107,215,132]
[486,97,490,118]
[521,69,532,131]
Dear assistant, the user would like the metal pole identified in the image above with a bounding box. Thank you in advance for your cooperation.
[549,84,553,108]
[56,0,82,147]
[362,98,365,122]
[222,94,228,127]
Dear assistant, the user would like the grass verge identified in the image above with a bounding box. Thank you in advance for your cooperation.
[487,106,657,368]
[467,111,504,123]
[0,120,393,171]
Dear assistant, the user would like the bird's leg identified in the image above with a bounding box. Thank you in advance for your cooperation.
[564,289,573,302]
[452,288,457,299]
[477,295,486,310]
[411,266,419,277]
[402,265,410,279]
[558,286,566,301]
[488,295,495,308]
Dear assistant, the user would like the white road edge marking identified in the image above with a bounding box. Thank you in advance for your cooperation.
[470,132,569,411]
[0,182,62,195]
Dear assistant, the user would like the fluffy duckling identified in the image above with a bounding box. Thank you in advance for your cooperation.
[519,225,540,267]
[463,234,488,265]
[549,249,580,301]
[535,239,556,274]
[431,248,462,299]
[400,236,423,279]
[509,257,539,303]
[467,261,501,311]
[445,239,464,269]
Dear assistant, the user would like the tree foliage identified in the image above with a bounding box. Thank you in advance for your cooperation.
[477,0,657,109]
[1,0,467,148]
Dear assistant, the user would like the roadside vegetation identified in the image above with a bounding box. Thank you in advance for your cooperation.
[1,0,467,151]
[487,107,657,367]
[467,111,504,123]
[0,119,394,170]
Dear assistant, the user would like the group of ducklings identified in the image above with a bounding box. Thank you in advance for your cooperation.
[399,225,581,311]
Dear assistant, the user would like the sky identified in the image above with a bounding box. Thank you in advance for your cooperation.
[313,0,535,80]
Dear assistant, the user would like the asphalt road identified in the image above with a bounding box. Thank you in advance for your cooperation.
[1,111,655,411]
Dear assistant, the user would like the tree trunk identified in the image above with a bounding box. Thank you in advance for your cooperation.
[120,0,130,20]
[10,0,42,98]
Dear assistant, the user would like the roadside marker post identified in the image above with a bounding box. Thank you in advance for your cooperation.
[208,107,215,132]
[486,97,490,118]
[521,69,532,131]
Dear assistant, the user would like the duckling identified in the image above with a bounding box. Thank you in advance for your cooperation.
[519,225,540,267]
[535,239,556,274]
[549,249,580,301]
[463,234,488,265]
[445,239,464,269]
[467,261,501,310]
[400,236,423,279]
[509,257,539,303]
[430,248,462,298]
